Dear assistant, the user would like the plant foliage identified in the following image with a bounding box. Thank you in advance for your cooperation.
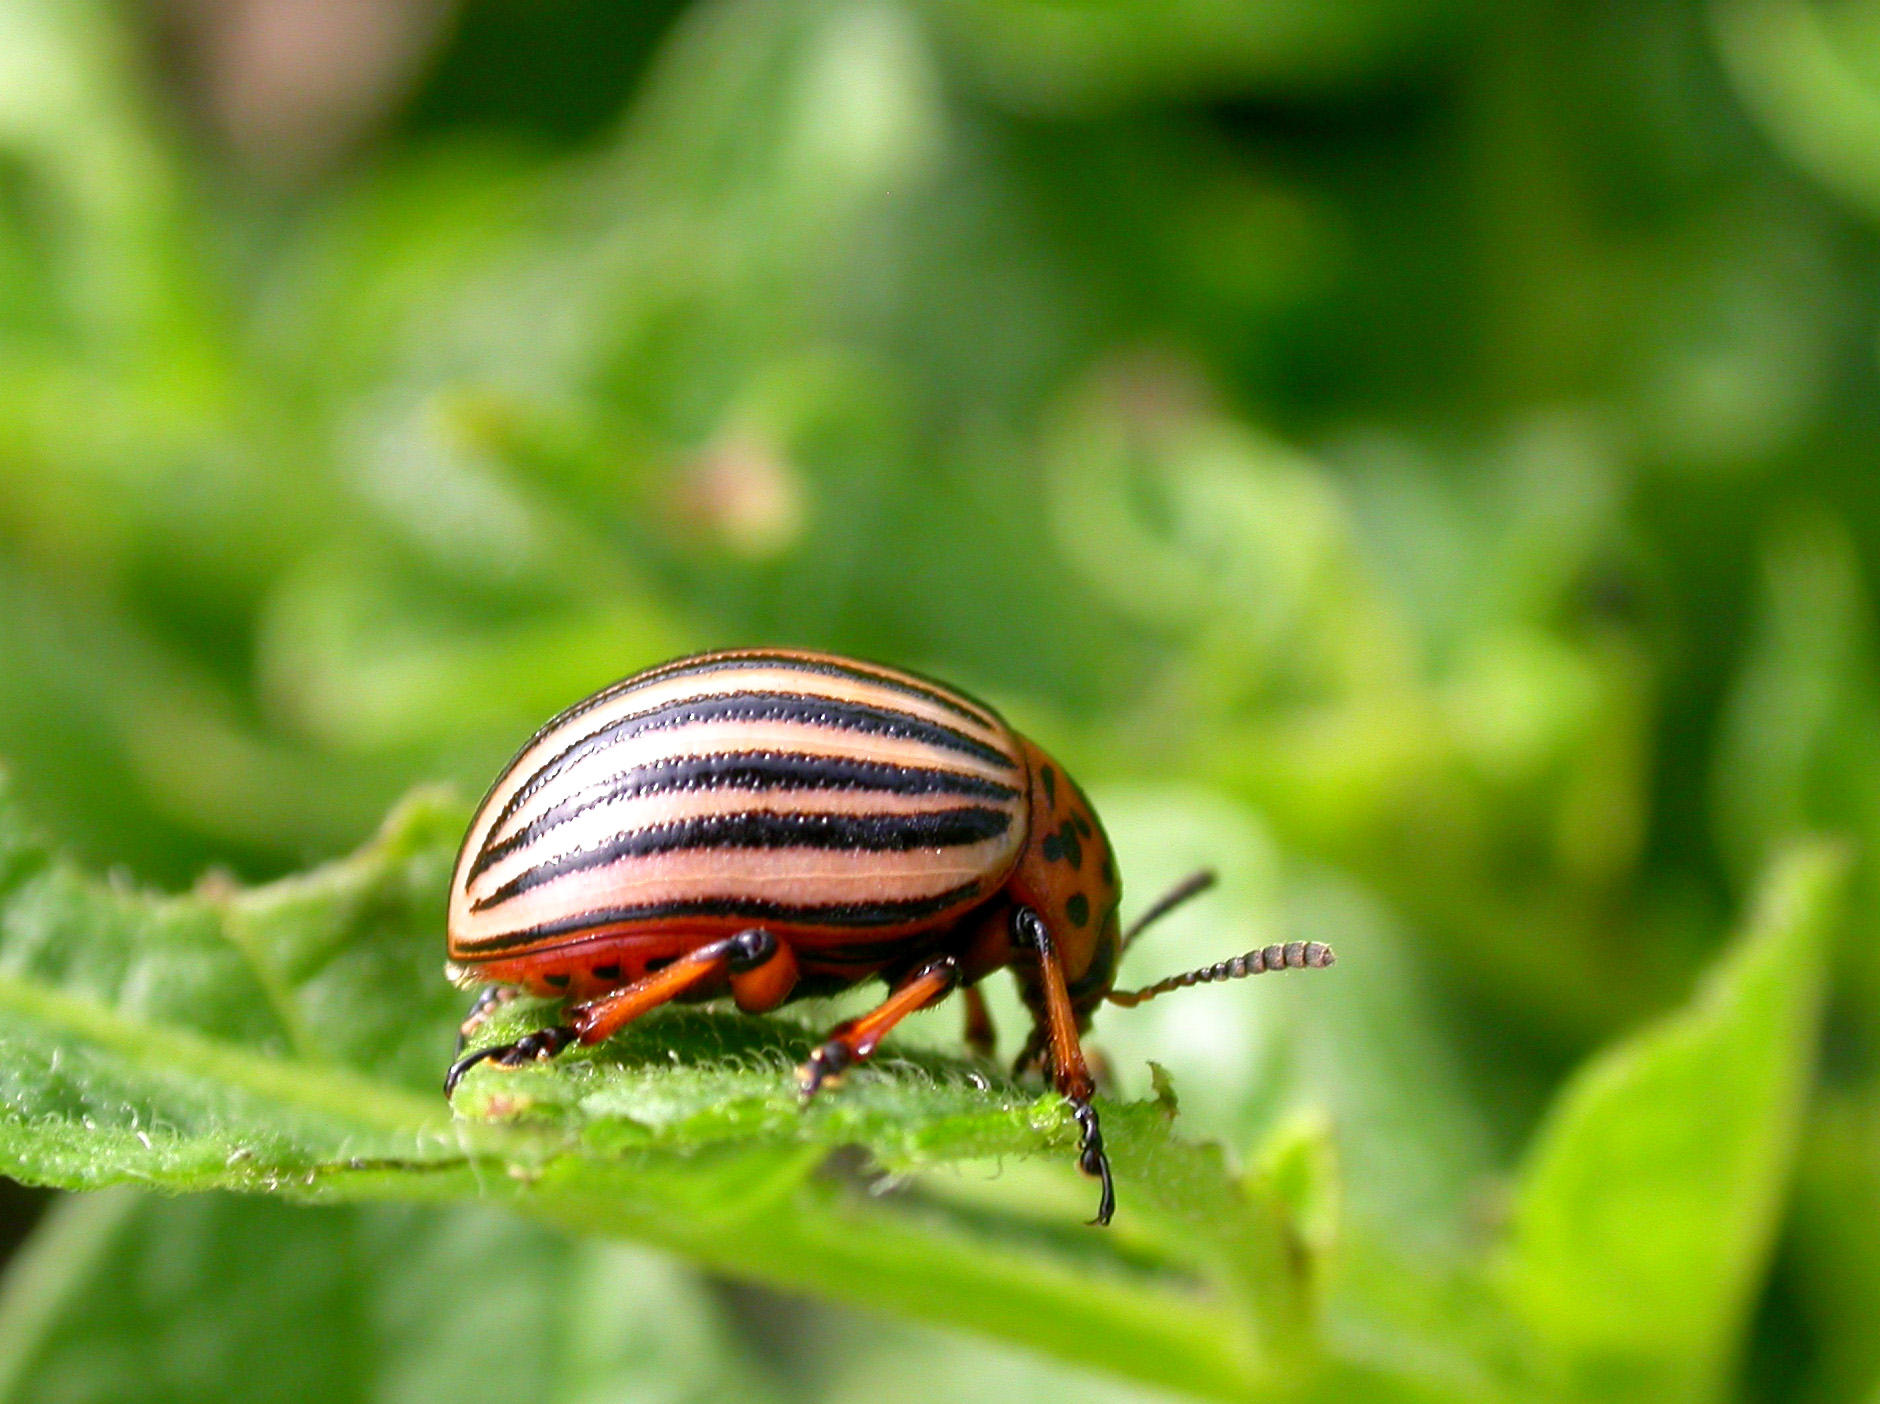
[0,778,1846,1400]
[0,0,1876,1398]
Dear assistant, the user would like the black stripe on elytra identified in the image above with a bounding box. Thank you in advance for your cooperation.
[523,652,1004,753]
[491,691,1019,840]
[470,750,1020,883]
[617,652,1004,730]
[457,882,986,954]
[473,807,1013,912]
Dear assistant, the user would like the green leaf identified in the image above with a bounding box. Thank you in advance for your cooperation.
[1499,842,1847,1402]
[1713,0,1880,222]
[0,1191,780,1404]
[0,787,466,1188]
[0,775,1436,1400]
[931,0,1446,111]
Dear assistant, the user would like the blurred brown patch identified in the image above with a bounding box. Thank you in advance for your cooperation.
[164,0,456,182]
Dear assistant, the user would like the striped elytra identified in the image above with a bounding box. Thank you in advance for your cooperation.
[448,650,1032,969]
[444,648,1336,1227]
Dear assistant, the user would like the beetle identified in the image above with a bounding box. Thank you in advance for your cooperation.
[443,648,1333,1224]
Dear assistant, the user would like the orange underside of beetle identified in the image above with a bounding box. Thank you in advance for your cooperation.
[457,898,1019,1008]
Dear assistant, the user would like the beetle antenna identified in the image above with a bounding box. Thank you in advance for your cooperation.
[1106,940,1335,1008]
[1120,869,1218,954]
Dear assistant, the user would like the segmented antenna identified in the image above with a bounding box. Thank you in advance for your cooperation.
[1121,869,1218,954]
[1106,941,1335,1008]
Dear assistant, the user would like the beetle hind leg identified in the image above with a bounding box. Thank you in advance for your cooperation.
[798,955,962,1099]
[444,929,790,1099]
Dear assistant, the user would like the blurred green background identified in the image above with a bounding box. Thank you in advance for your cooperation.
[3,0,1880,1399]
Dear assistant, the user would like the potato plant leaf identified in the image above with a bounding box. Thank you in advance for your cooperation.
[1500,842,1847,1402]
[0,1190,782,1404]
[1,774,1843,1402]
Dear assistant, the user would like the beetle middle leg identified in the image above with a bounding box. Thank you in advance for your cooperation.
[1010,1023,1046,1079]
[444,929,790,1096]
[798,954,962,1099]
[961,984,997,1062]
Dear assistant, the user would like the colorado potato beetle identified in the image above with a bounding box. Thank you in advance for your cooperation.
[444,648,1334,1224]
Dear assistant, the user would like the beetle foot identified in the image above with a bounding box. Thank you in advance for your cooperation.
[796,1041,854,1101]
[444,1024,576,1097]
[1071,1099,1115,1227]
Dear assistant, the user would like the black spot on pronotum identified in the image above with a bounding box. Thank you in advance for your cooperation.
[1066,916,1118,1002]
[1041,765,1057,804]
[1067,893,1090,927]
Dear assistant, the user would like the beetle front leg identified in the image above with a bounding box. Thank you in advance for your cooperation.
[445,929,784,1097]
[798,954,962,1099]
[1013,906,1115,1227]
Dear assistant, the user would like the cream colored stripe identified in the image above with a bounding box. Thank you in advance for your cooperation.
[466,783,1019,903]
[450,836,1013,949]
[480,716,1019,849]
[487,665,1015,822]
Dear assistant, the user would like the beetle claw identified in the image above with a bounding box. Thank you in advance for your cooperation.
[444,1025,576,1098]
[1071,1100,1115,1227]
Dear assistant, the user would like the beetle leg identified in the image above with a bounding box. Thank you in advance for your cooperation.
[1012,906,1115,1227]
[444,1024,576,1096]
[454,984,521,1055]
[445,929,782,1097]
[961,984,997,1062]
[1010,1023,1046,1080]
[729,931,799,1012]
[568,928,782,1044]
[798,954,962,1099]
